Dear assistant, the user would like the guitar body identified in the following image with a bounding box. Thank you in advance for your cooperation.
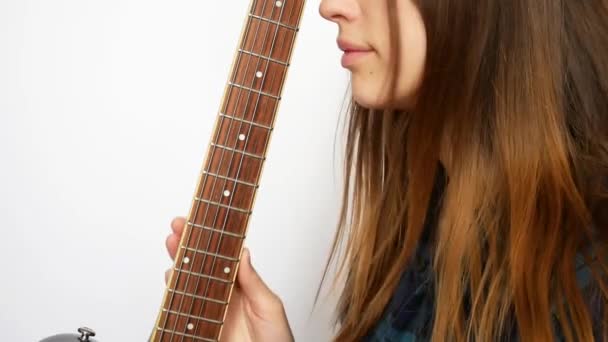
[40,1,305,341]
[40,327,97,342]
[40,334,98,342]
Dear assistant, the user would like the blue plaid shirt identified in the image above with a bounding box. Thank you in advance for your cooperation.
[362,165,603,341]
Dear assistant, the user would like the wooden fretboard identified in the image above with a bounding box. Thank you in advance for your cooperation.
[150,0,306,341]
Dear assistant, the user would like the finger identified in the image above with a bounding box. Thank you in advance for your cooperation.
[165,233,181,260]
[237,248,283,315]
[171,217,186,235]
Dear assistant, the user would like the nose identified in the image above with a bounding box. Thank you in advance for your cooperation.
[319,0,358,24]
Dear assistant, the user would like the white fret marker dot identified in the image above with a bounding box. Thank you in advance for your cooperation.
[187,323,194,330]
[183,257,190,264]
[224,267,231,274]
[223,190,231,197]
[255,71,263,78]
[275,1,282,7]
[238,134,246,141]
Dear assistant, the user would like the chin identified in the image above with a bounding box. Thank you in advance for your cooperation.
[351,81,385,109]
[352,91,390,110]
[352,80,418,111]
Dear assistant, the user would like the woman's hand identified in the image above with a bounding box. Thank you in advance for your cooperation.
[165,217,294,342]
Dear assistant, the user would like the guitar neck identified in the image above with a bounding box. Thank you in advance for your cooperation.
[151,0,306,341]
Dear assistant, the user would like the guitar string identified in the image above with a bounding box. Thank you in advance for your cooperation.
[178,0,275,338]
[192,1,296,337]
[158,0,265,339]
[167,0,269,339]
[180,0,280,338]
[189,0,293,338]
[166,0,282,340]
[164,0,299,338]
[185,0,276,334]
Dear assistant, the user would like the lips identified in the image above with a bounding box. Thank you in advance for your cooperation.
[337,38,372,53]
[337,38,373,67]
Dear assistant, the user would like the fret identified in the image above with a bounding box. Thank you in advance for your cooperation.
[189,207,248,239]
[228,81,281,100]
[251,0,304,28]
[159,311,223,340]
[202,170,259,188]
[238,49,289,67]
[209,142,266,160]
[155,327,217,342]
[191,198,250,237]
[174,267,234,284]
[241,17,296,63]
[164,281,229,332]
[197,173,256,211]
[177,245,238,283]
[232,52,287,98]
[195,197,251,214]
[162,309,224,325]
[215,115,272,156]
[219,113,273,131]
[167,288,228,306]
[188,220,246,239]
[224,87,277,128]
[166,282,228,309]
[171,268,231,304]
[205,148,263,185]
[181,246,240,262]
[178,224,243,267]
[158,290,224,339]
[248,13,299,32]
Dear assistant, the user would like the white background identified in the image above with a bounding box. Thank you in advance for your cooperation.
[0,0,349,340]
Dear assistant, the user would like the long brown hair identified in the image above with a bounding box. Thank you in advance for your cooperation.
[322,1,608,341]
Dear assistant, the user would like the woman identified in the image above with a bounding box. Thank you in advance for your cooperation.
[166,0,608,340]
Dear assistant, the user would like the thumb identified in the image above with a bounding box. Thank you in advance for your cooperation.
[237,248,284,315]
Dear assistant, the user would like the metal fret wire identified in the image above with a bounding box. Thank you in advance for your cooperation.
[193,2,296,338]
[192,0,295,339]
[158,0,295,341]
[158,0,267,339]
[184,1,276,338]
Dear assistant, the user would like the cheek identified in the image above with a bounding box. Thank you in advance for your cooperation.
[396,4,427,102]
[349,1,427,109]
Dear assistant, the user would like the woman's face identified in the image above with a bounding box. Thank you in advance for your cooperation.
[319,0,427,110]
